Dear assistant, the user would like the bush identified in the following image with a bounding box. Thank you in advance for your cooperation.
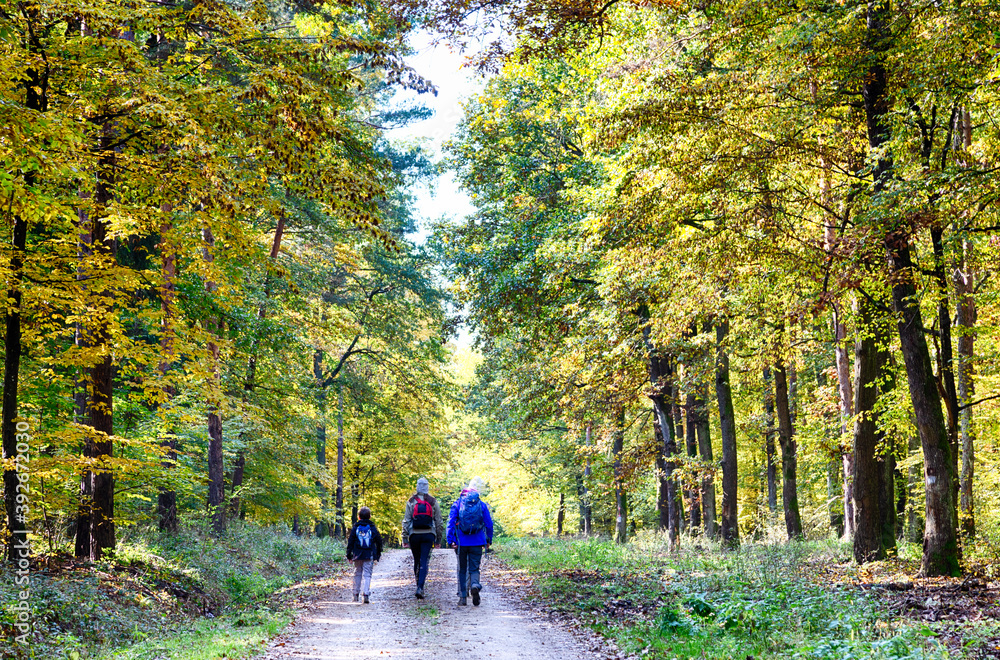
[0,519,344,659]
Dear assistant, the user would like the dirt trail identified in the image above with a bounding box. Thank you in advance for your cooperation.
[259,548,604,660]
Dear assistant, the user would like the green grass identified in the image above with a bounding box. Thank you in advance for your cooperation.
[93,609,291,660]
[412,604,440,619]
[497,535,949,660]
[1,519,344,659]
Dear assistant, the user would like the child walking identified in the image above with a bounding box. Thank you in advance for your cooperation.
[346,506,383,603]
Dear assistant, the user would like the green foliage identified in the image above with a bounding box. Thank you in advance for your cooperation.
[0,520,342,658]
[498,536,950,659]
[433,0,1000,566]
[0,0,453,556]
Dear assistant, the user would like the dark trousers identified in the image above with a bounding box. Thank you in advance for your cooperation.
[457,545,483,598]
[409,532,435,589]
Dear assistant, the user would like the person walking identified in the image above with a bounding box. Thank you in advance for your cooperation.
[447,482,494,607]
[402,477,444,599]
[346,506,383,603]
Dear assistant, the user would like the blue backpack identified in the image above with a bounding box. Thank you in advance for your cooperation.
[356,523,372,548]
[458,491,485,534]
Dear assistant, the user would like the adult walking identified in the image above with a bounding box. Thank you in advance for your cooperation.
[402,477,444,599]
[447,482,494,606]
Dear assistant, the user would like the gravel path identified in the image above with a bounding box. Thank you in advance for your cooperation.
[259,548,604,660]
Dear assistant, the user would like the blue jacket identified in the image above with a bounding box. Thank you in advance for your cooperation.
[447,492,494,547]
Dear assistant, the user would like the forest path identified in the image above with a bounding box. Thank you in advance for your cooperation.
[258,547,604,660]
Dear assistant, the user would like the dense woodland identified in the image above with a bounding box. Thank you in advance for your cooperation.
[3,0,1000,650]
[1,0,452,564]
[426,0,1000,579]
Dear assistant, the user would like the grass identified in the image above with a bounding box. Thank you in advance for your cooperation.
[412,604,440,619]
[497,534,952,660]
[1,519,345,659]
[93,609,291,660]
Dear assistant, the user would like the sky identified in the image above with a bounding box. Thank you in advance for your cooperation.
[384,33,488,348]
[384,32,484,239]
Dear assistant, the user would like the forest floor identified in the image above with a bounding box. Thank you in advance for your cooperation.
[830,556,1000,656]
[490,536,1000,659]
[257,548,616,660]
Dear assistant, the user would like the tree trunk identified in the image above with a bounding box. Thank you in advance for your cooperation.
[228,452,245,519]
[350,452,360,528]
[715,321,739,548]
[682,391,700,532]
[842,452,856,540]
[886,238,959,575]
[862,0,958,576]
[87,294,115,558]
[763,368,778,514]
[2,193,29,562]
[879,342,898,556]
[834,311,857,539]
[612,409,628,544]
[578,423,592,535]
[638,303,679,548]
[906,431,924,543]
[313,350,330,537]
[4,0,48,564]
[774,363,802,539]
[895,464,907,540]
[813,349,845,536]
[336,383,345,537]
[852,296,886,563]
[655,419,669,532]
[827,459,844,537]
[930,224,960,539]
[73,200,93,559]
[557,492,565,535]
[695,382,717,539]
[206,407,225,534]
[157,218,178,534]
[954,238,976,538]
[84,133,118,560]
[202,227,225,536]
[668,383,682,546]
[880,451,897,554]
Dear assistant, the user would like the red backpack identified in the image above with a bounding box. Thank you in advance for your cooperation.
[413,499,434,527]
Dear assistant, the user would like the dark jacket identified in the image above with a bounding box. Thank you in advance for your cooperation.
[346,519,383,562]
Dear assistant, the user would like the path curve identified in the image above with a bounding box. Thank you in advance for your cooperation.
[259,548,605,660]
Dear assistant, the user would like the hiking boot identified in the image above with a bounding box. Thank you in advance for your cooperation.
[363,594,370,604]
[353,593,359,602]
[415,588,424,599]
[471,586,481,606]
[458,597,467,606]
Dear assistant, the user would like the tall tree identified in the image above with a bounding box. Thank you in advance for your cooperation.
[773,363,803,539]
[716,321,739,548]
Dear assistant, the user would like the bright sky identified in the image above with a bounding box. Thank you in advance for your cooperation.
[384,32,484,238]
[385,33,487,349]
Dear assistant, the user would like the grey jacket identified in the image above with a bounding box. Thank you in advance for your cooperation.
[402,494,444,545]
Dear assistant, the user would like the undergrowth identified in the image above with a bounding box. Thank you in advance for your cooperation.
[499,534,951,660]
[1,519,344,659]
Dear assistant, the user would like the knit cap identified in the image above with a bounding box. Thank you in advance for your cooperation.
[416,477,429,495]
